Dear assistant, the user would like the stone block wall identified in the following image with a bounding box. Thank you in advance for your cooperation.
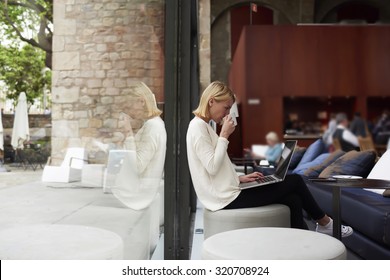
[52,0,164,164]
[199,0,211,92]
[1,114,51,129]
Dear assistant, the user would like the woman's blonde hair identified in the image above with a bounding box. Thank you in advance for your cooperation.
[193,81,236,118]
[129,82,162,118]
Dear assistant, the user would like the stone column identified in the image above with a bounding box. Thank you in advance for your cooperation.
[52,0,80,163]
[299,0,315,23]
[198,0,211,92]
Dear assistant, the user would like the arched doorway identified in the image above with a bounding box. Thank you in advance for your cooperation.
[321,1,380,23]
[315,0,390,24]
[210,1,293,83]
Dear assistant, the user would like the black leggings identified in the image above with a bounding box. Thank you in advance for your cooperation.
[224,174,325,229]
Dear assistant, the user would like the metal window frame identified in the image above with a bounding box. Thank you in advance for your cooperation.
[164,0,199,260]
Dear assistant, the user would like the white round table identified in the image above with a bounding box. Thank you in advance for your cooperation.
[202,227,346,260]
[0,224,124,260]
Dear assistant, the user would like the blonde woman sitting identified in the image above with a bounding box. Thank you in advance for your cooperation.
[186,81,352,236]
[109,82,167,210]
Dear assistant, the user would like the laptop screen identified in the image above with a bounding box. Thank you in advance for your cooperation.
[274,140,297,180]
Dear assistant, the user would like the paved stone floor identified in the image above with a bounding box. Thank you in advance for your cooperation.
[0,168,156,260]
[0,165,43,189]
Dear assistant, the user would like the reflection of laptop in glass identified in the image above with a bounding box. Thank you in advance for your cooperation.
[239,140,297,190]
[103,150,139,193]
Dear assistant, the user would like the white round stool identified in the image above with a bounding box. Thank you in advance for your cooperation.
[202,227,347,260]
[0,224,124,260]
[203,204,290,239]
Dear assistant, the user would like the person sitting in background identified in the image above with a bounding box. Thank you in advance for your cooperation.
[372,110,390,145]
[264,132,283,165]
[332,113,359,152]
[322,113,337,146]
[3,135,15,163]
[244,132,282,166]
[258,132,282,165]
[350,112,367,137]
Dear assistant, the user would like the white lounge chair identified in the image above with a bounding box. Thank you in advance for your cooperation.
[42,147,87,183]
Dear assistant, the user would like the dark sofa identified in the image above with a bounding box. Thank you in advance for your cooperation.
[287,139,390,259]
[306,179,390,259]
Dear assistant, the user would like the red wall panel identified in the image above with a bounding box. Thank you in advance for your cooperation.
[245,27,283,98]
[281,26,321,96]
[361,27,390,96]
[318,27,361,97]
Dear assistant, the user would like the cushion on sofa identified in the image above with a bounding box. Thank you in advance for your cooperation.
[288,147,307,170]
[365,150,390,196]
[319,150,376,179]
[303,150,346,177]
[292,153,329,176]
[293,139,326,173]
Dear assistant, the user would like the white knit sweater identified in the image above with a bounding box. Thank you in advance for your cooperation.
[186,117,240,211]
[113,117,166,210]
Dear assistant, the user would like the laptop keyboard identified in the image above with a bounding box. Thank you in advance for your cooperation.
[257,175,276,183]
[239,175,277,189]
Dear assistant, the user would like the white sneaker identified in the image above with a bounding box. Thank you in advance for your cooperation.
[316,219,353,238]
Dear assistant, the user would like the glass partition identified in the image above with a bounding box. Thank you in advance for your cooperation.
[49,0,169,260]
[1,0,199,261]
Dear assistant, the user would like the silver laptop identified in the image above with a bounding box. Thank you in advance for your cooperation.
[103,150,139,193]
[239,140,297,190]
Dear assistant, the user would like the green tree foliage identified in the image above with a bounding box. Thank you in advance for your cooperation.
[0,0,53,68]
[0,43,51,106]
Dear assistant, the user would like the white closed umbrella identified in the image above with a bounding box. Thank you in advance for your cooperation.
[0,110,5,172]
[0,108,7,172]
[0,110,3,151]
[11,92,30,149]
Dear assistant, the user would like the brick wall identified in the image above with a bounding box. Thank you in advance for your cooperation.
[52,0,164,164]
